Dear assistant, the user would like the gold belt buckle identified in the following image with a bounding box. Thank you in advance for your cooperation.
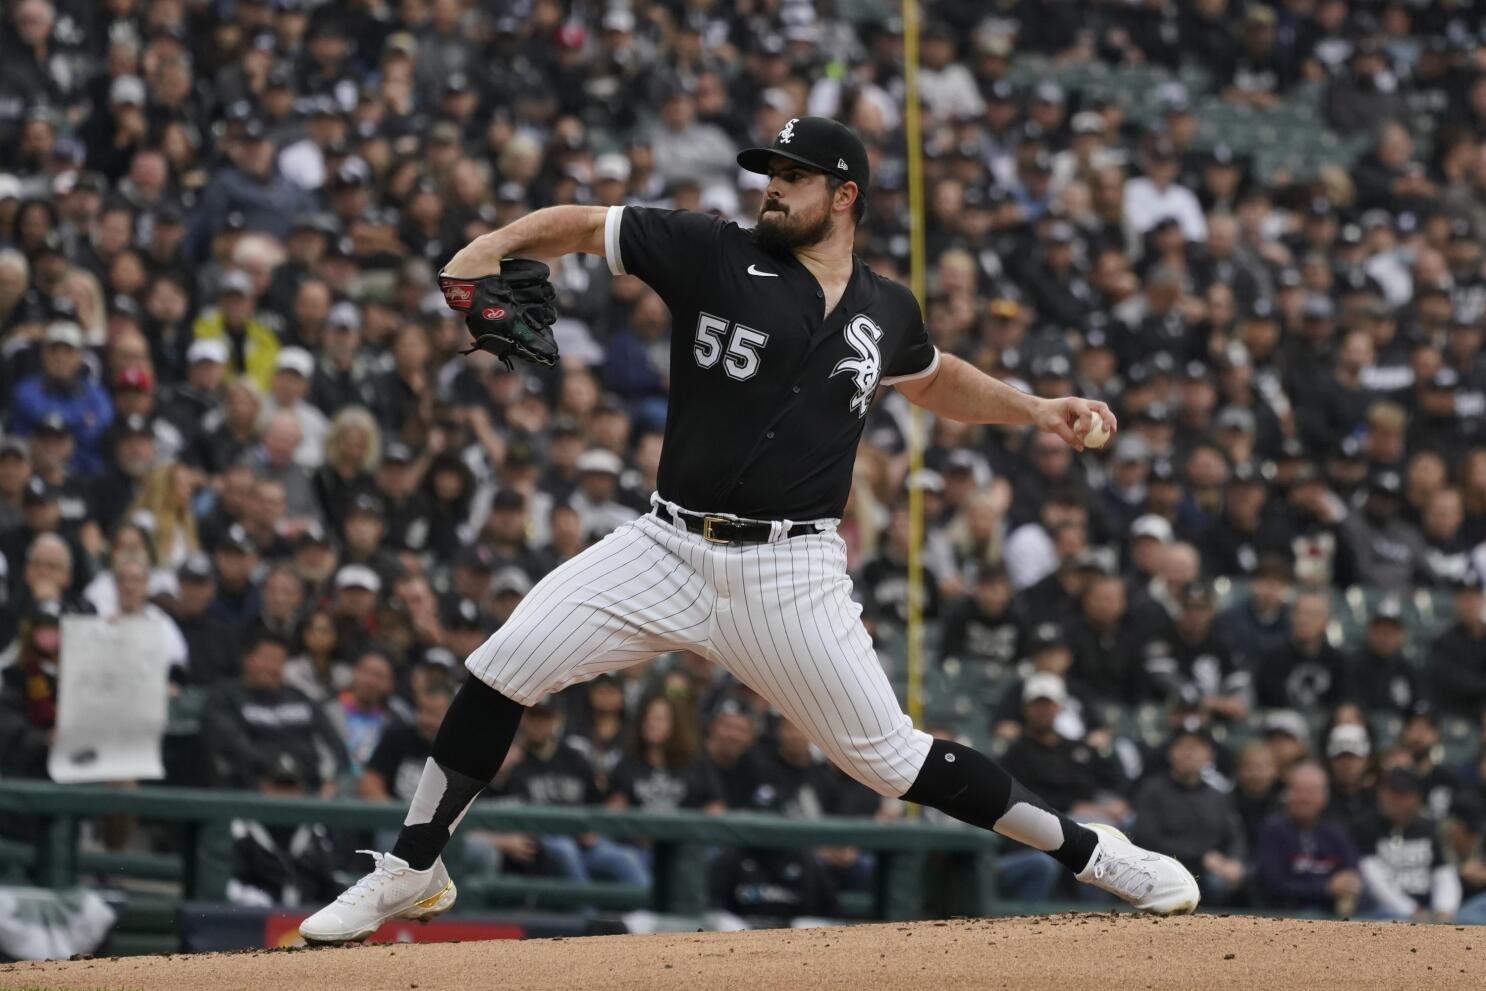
[700,515,732,544]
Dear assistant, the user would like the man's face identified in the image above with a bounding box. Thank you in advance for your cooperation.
[1023,697,1061,733]
[41,342,81,381]
[1378,785,1421,825]
[0,453,29,494]
[243,641,289,690]
[708,710,754,760]
[522,710,559,747]
[177,577,215,616]
[1285,767,1328,821]
[344,512,384,551]
[757,158,840,253]
[116,433,156,476]
[25,542,70,595]
[1365,619,1404,657]
[262,571,301,617]
[337,585,376,618]
[351,654,393,705]
[215,548,255,586]
[1169,736,1211,781]
[1329,752,1366,787]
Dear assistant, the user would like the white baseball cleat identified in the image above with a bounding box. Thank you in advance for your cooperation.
[1075,823,1200,916]
[299,850,457,944]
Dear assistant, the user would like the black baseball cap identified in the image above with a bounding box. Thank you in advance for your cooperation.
[737,116,870,198]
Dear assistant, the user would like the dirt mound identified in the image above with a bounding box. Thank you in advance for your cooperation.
[2,914,1478,991]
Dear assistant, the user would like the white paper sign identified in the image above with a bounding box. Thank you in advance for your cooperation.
[48,615,169,784]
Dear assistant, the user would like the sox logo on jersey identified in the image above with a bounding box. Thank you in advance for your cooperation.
[832,314,884,417]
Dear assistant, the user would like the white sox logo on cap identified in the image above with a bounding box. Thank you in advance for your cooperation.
[778,118,798,144]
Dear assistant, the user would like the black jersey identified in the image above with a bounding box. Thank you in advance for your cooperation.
[603,205,938,520]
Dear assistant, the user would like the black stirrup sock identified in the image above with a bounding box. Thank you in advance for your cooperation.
[901,738,1099,873]
[391,679,526,870]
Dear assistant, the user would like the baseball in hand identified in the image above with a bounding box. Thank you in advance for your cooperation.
[1082,416,1111,449]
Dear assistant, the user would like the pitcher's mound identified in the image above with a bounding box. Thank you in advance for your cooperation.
[2,913,1478,991]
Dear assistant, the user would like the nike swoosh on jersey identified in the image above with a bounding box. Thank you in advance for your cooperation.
[747,264,779,277]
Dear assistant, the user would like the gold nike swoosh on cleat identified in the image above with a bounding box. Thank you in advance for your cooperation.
[414,881,453,909]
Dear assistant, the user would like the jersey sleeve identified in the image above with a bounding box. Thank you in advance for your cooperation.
[881,289,940,385]
[603,205,723,304]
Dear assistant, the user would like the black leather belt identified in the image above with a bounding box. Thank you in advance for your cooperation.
[651,506,817,544]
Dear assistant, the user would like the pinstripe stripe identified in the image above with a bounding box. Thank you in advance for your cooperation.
[509,564,682,699]
[784,533,897,794]
[475,525,663,683]
[803,534,917,788]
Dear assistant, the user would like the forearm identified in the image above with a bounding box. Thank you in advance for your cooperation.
[443,205,608,277]
[897,353,1041,425]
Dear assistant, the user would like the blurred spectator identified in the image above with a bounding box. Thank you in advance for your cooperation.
[1255,591,1350,710]
[1155,581,1249,720]
[938,563,1022,680]
[324,649,405,780]
[202,631,348,793]
[1446,749,1486,925]
[361,683,453,805]
[503,695,648,888]
[1355,768,1460,922]
[993,623,1105,746]
[1132,728,1247,904]
[1218,555,1294,667]
[1067,570,1148,705]
[607,694,725,815]
[8,323,112,474]
[1324,724,1376,837]
[169,553,239,687]
[1347,596,1416,715]
[1428,569,1486,717]
[1000,673,1128,825]
[1341,472,1426,593]
[227,753,340,909]
[700,696,765,810]
[1232,740,1281,849]
[282,608,348,704]
[1254,762,1362,914]
[102,555,187,676]
[564,672,630,793]
[0,604,62,779]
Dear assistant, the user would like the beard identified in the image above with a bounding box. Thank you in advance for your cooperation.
[754,200,834,253]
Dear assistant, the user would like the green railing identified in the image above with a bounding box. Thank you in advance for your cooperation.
[0,781,1000,920]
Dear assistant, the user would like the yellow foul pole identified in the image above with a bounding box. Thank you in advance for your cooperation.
[901,0,927,749]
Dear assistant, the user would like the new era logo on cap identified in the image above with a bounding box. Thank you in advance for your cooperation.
[837,158,848,170]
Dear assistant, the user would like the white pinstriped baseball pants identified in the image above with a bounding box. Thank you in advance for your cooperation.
[465,503,934,797]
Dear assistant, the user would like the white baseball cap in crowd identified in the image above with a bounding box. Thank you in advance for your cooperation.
[275,346,315,378]
[334,564,381,593]
[44,322,85,349]
[1326,724,1371,759]
[593,153,632,184]
[187,338,230,365]
[576,449,623,475]
[1022,672,1068,705]
[1130,514,1175,544]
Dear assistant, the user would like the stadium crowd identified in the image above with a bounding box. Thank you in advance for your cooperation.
[2,0,1486,924]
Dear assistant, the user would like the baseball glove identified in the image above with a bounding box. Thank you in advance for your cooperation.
[438,258,560,370]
